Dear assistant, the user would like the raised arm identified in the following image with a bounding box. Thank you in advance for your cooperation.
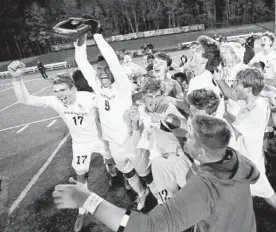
[9,61,53,107]
[74,34,99,91]
[53,176,210,232]
[93,34,129,87]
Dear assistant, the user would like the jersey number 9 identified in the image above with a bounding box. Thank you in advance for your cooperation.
[105,100,110,111]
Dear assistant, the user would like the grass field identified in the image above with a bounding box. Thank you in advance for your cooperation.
[0,21,275,72]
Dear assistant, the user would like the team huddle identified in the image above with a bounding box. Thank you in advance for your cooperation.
[7,20,276,232]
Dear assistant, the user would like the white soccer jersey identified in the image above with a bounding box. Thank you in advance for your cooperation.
[13,80,101,153]
[250,50,276,79]
[232,97,270,171]
[75,35,133,144]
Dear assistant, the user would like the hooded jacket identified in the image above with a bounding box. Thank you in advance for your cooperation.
[125,148,259,232]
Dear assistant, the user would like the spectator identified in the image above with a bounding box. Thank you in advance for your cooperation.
[37,61,48,79]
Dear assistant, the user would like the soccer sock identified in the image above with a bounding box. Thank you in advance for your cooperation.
[106,164,117,177]
[127,174,145,197]
[78,182,88,215]
[148,181,162,204]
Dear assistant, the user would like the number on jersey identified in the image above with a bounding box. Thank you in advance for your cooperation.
[73,116,84,125]
[105,100,110,111]
[159,189,170,202]
[76,155,88,164]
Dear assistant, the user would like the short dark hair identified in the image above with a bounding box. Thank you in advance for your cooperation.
[197,35,222,73]
[192,114,231,156]
[187,89,220,115]
[251,61,265,71]
[172,72,188,83]
[97,55,106,63]
[236,68,264,96]
[261,31,275,44]
[155,52,172,67]
[142,78,165,95]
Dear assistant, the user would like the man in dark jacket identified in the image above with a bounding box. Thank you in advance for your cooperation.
[37,61,48,79]
[53,114,259,232]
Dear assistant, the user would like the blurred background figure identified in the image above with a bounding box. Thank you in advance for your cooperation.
[37,61,48,79]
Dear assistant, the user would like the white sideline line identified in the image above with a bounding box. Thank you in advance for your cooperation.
[0,116,60,132]
[0,86,13,93]
[0,84,51,113]
[9,132,71,215]
[0,78,41,88]
[16,125,29,134]
[47,119,57,128]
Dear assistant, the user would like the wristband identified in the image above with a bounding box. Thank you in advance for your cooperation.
[82,192,103,215]
[117,209,131,232]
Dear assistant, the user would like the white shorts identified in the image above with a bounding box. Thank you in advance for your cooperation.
[250,170,275,199]
[72,138,112,175]
[151,151,192,203]
[109,133,150,175]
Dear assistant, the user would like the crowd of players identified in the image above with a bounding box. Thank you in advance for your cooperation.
[7,26,276,232]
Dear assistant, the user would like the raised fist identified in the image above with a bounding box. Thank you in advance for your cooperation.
[8,61,25,78]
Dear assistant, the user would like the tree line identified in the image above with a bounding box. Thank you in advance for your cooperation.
[0,0,274,62]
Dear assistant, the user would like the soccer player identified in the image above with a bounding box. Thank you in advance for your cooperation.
[219,42,248,115]
[131,78,192,203]
[74,33,149,210]
[186,35,225,117]
[249,31,276,79]
[53,114,260,232]
[224,68,276,210]
[8,61,116,232]
[153,52,183,99]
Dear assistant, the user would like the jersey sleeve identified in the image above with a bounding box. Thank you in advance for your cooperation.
[74,39,100,93]
[125,176,212,232]
[93,34,132,92]
[13,79,59,109]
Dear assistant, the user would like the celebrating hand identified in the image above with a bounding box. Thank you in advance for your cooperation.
[129,105,140,123]
[8,61,25,78]
[52,177,91,209]
[213,64,224,81]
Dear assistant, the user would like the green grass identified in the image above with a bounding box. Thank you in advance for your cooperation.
[0,21,275,72]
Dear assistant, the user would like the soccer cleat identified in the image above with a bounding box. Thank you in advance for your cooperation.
[74,213,86,232]
[136,188,150,211]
